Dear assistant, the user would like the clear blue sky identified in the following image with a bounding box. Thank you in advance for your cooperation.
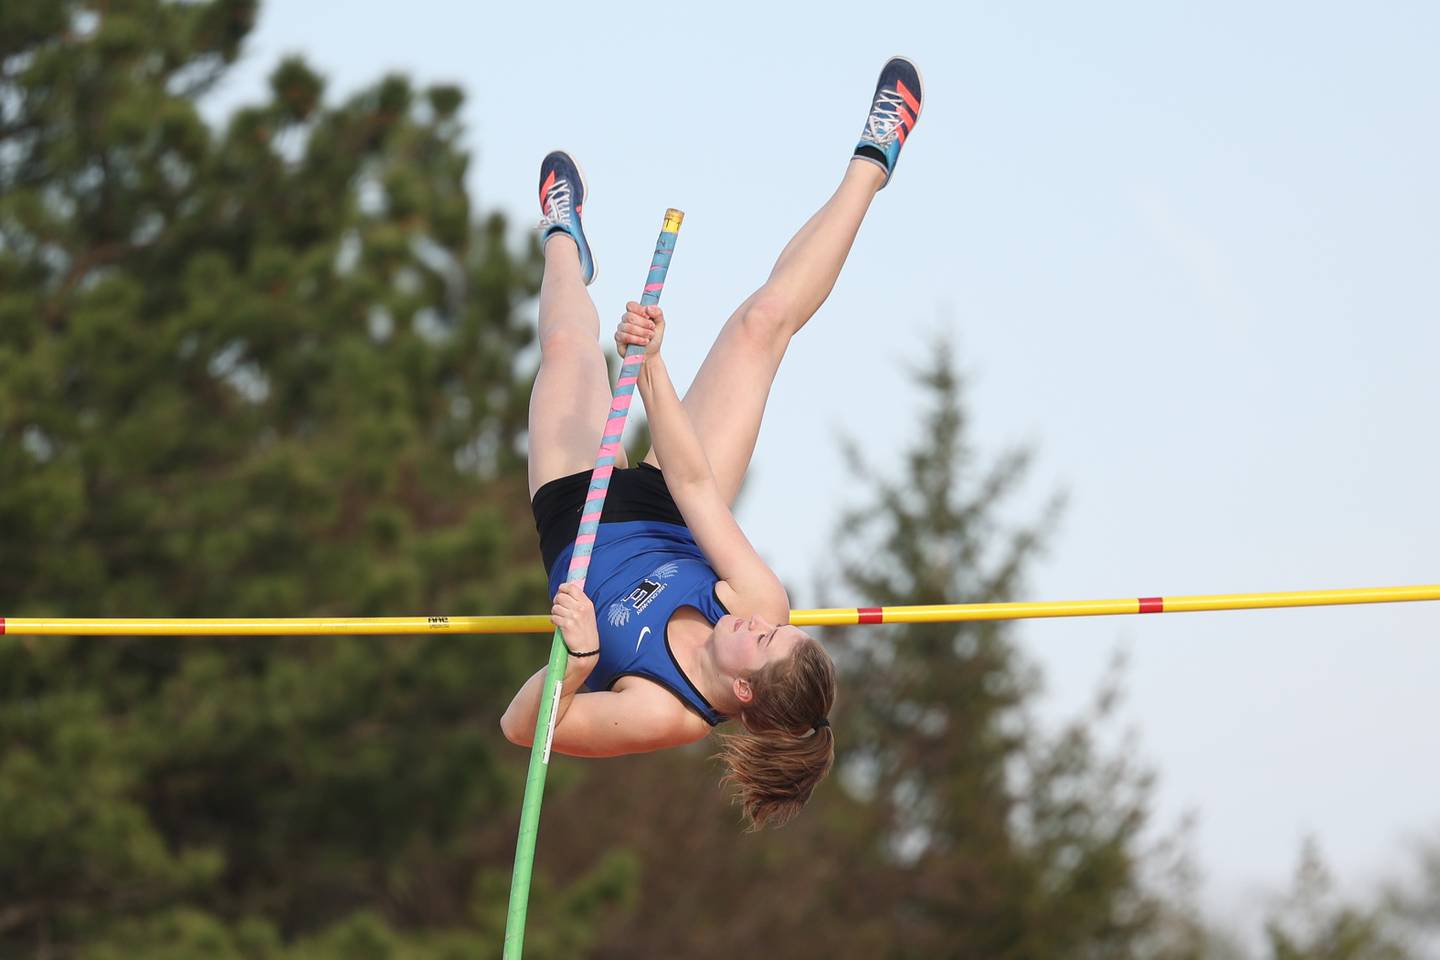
[205,0,1440,931]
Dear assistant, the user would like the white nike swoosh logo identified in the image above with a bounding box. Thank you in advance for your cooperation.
[636,626,652,652]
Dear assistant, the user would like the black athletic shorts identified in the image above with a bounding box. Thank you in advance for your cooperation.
[531,463,687,575]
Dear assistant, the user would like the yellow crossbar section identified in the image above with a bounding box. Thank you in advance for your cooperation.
[4,584,1438,636]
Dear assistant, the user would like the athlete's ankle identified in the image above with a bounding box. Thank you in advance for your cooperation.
[846,156,888,191]
[543,230,580,259]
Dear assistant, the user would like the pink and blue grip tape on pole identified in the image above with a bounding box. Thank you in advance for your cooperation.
[563,208,684,589]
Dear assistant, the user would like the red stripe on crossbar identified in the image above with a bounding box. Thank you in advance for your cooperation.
[0,617,6,634]
[857,607,883,624]
[1138,597,1164,614]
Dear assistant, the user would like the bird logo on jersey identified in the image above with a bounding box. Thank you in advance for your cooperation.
[606,562,680,627]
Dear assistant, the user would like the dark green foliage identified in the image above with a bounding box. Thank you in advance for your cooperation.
[0,2,621,956]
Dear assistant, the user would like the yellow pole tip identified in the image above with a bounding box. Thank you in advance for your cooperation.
[663,209,684,231]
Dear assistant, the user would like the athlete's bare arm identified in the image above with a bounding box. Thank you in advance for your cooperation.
[619,304,789,621]
[499,583,598,744]
[500,581,709,756]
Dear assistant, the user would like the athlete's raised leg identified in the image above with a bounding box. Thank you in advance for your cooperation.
[641,160,883,500]
[643,58,924,503]
[528,151,624,498]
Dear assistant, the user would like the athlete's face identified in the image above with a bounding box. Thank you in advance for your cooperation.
[714,613,806,680]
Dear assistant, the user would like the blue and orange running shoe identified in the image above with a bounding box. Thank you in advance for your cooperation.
[852,57,924,188]
[537,149,596,285]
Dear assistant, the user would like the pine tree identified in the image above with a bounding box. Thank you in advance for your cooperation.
[1388,835,1440,952]
[0,3,621,956]
[1264,839,1413,960]
[826,340,1197,958]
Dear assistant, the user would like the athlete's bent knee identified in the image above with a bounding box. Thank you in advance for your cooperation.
[737,296,797,347]
[538,325,600,360]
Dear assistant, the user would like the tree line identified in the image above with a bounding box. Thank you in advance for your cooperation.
[2,3,1436,957]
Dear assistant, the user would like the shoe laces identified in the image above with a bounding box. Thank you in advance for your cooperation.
[860,88,906,146]
[538,176,574,231]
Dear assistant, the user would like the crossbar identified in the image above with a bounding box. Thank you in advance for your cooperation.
[6,584,1438,636]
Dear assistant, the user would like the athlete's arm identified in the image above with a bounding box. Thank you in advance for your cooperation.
[499,584,600,745]
[501,584,711,756]
[536,683,711,758]
[619,304,788,615]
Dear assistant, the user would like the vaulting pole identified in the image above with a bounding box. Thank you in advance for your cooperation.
[499,208,683,959]
[6,584,1438,637]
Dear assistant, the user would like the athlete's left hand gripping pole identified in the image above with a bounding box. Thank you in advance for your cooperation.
[503,209,684,958]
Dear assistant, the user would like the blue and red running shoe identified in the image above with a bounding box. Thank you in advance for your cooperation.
[853,57,924,188]
[537,149,597,285]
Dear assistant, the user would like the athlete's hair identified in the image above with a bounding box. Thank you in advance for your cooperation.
[717,635,837,830]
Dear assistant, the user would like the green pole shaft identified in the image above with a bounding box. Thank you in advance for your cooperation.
[502,209,684,958]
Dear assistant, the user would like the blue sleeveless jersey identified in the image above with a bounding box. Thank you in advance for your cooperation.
[548,519,731,726]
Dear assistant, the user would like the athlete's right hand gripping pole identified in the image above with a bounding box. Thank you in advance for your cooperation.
[503,209,684,959]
